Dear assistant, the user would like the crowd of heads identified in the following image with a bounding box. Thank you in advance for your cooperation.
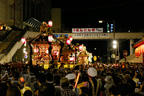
[0,62,144,96]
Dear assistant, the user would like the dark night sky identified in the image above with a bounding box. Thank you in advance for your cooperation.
[51,0,144,60]
[52,0,144,32]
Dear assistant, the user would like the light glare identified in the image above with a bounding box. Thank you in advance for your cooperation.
[113,40,117,44]
[113,45,117,49]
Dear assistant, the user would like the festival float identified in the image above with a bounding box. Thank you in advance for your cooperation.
[30,33,61,65]
[26,21,77,68]
[77,44,93,65]
[25,20,93,69]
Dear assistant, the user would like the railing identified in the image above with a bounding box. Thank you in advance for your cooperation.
[0,30,12,41]
[1,36,18,54]
[0,26,28,55]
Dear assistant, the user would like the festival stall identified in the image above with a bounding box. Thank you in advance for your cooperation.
[132,37,144,65]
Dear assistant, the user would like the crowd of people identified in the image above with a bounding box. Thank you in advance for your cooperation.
[0,62,144,96]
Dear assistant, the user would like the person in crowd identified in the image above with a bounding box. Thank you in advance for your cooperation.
[124,74,136,93]
[53,69,59,77]
[18,76,33,96]
[137,70,144,95]
[65,72,79,96]
[23,90,33,96]
[0,82,8,96]
[54,75,61,96]
[22,67,30,82]
[39,82,55,96]
[1,70,9,82]
[46,72,54,83]
[65,73,76,89]
[109,85,120,96]
[77,71,89,95]
[133,70,141,87]
[60,77,77,96]
[79,93,88,96]
[11,71,20,86]
[1,60,144,96]
[6,85,21,96]
[117,72,137,96]
[85,67,102,96]
[104,75,115,96]
[33,72,46,96]
[127,92,143,96]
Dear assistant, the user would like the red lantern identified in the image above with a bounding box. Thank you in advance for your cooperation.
[142,44,144,53]
[135,47,141,57]
[140,45,143,54]
[138,46,141,57]
[66,39,71,45]
[48,35,53,42]
[48,21,53,27]
[79,45,83,51]
[0,26,3,30]
[68,36,73,42]
[21,37,26,44]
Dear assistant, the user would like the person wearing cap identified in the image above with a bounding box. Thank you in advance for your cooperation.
[86,67,102,96]
[65,73,79,96]
[65,73,76,89]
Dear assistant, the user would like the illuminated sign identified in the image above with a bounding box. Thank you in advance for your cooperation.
[72,28,103,33]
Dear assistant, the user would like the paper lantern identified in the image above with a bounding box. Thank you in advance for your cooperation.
[0,26,3,30]
[44,64,49,70]
[79,45,83,51]
[135,48,139,57]
[21,37,26,44]
[48,35,53,42]
[122,65,125,69]
[66,39,71,45]
[138,46,142,56]
[68,36,73,42]
[48,21,53,27]
[141,44,144,53]
[135,47,141,57]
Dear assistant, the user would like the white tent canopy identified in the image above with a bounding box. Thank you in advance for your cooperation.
[119,53,143,63]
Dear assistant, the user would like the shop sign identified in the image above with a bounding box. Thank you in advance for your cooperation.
[72,28,103,33]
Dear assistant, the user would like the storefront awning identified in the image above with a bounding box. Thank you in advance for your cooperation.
[119,53,143,63]
[133,37,144,48]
